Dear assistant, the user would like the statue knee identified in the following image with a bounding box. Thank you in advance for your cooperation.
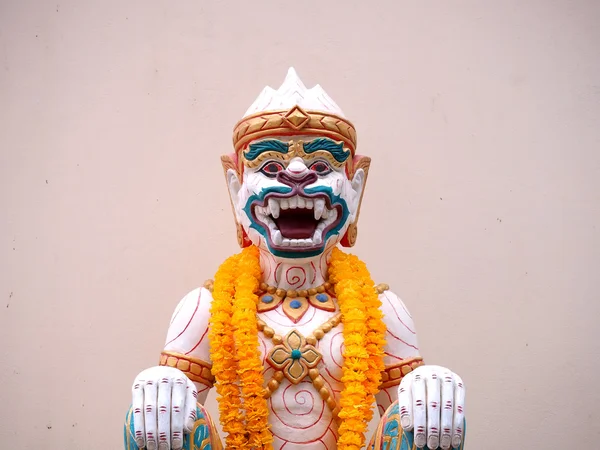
[123,404,221,450]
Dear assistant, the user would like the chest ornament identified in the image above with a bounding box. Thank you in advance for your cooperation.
[259,313,342,418]
[257,281,336,322]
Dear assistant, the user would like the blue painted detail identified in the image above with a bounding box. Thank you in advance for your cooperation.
[291,349,302,359]
[303,138,350,162]
[290,300,302,309]
[125,404,216,450]
[261,295,274,303]
[244,139,289,161]
[373,401,469,450]
[316,293,328,302]
[183,406,213,450]
[243,185,350,259]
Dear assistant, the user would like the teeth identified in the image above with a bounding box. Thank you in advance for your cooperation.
[280,199,289,210]
[297,196,306,208]
[305,199,314,209]
[289,196,298,209]
[313,231,322,245]
[281,238,291,247]
[268,198,280,219]
[314,199,325,220]
[272,230,282,245]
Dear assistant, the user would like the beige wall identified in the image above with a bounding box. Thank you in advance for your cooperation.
[1,0,599,448]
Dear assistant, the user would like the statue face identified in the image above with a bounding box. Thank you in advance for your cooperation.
[227,136,365,259]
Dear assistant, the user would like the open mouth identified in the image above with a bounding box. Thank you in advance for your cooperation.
[252,194,341,250]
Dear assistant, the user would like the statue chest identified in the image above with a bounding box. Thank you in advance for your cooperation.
[257,304,344,401]
[257,305,343,444]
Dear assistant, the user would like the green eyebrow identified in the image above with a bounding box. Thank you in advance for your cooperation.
[244,140,288,161]
[303,138,350,163]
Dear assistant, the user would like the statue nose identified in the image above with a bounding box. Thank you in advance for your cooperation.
[276,167,317,190]
[287,158,309,178]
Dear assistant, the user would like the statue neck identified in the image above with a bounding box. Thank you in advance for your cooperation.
[258,248,331,291]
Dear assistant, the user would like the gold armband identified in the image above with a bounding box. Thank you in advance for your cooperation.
[380,356,424,389]
[159,351,215,387]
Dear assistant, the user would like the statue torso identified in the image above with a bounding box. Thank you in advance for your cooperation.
[258,304,342,449]
[163,285,420,450]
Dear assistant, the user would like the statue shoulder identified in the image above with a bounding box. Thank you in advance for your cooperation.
[376,284,414,329]
[376,284,421,362]
[163,283,214,358]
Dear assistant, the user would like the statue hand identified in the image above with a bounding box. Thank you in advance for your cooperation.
[131,366,198,450]
[397,365,465,449]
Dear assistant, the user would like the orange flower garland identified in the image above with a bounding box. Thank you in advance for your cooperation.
[208,254,247,449]
[208,245,386,450]
[232,246,273,448]
[328,248,386,450]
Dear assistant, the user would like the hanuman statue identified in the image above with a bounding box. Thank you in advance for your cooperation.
[124,68,466,450]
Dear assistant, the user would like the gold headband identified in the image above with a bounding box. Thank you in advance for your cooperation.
[232,105,357,154]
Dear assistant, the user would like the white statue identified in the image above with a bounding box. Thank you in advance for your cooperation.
[124,68,466,450]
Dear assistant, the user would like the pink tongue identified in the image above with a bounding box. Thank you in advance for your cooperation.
[274,209,318,239]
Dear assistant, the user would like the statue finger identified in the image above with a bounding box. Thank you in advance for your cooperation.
[144,380,159,450]
[170,376,187,450]
[440,371,454,449]
[452,375,466,449]
[183,380,198,433]
[398,376,413,430]
[426,373,441,449]
[412,372,427,448]
[157,377,172,450]
[132,380,146,448]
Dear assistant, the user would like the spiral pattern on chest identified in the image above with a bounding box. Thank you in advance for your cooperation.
[269,380,327,431]
[285,266,307,288]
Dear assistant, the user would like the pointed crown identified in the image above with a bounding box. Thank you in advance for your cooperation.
[232,68,357,154]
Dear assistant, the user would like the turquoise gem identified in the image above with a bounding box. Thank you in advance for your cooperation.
[262,295,274,303]
[291,349,302,360]
[290,300,302,309]
[316,293,328,303]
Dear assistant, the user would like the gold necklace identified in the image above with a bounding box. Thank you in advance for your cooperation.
[257,281,336,322]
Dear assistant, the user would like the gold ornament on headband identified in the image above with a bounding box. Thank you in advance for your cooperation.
[232,105,357,155]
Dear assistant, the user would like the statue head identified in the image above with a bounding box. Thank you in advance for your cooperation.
[222,68,370,259]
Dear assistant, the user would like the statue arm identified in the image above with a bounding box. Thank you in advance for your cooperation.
[375,288,424,415]
[375,288,466,449]
[129,287,214,449]
[160,287,215,404]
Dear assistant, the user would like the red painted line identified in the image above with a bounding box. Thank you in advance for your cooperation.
[185,328,209,355]
[271,396,326,431]
[385,329,419,350]
[275,263,281,284]
[383,293,416,334]
[384,352,406,362]
[165,292,201,347]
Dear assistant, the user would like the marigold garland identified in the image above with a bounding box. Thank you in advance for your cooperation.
[208,245,386,450]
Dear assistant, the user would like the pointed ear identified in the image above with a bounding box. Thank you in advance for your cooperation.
[350,168,366,221]
[341,155,371,247]
[226,169,242,221]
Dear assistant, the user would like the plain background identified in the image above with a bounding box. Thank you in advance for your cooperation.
[1,0,599,448]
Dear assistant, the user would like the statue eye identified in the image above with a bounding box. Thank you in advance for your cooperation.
[309,161,332,175]
[260,161,285,177]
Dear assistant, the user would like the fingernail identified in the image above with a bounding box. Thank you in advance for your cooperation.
[428,435,440,449]
[135,438,144,448]
[452,434,462,448]
[172,438,183,450]
[158,442,169,450]
[147,439,157,450]
[415,433,426,448]
[440,434,451,449]
[400,415,411,429]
